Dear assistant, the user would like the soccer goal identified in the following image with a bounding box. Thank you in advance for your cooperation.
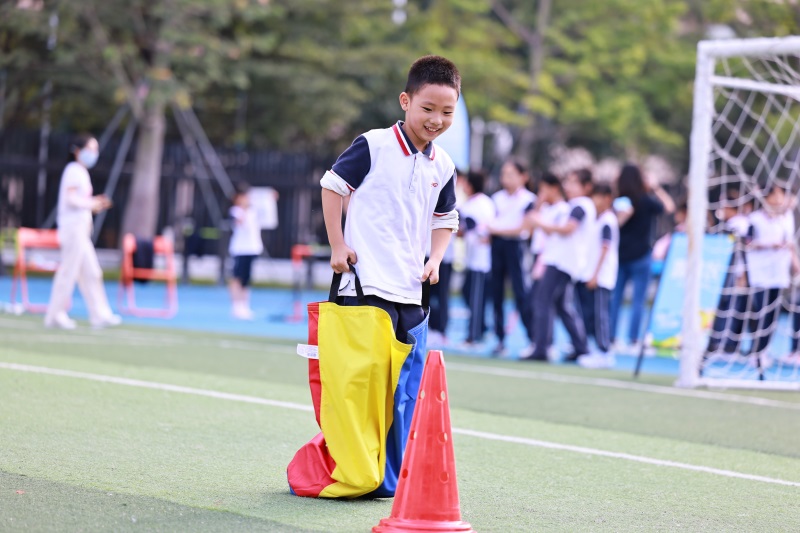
[681,37,800,390]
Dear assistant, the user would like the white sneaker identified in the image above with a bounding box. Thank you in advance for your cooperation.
[427,331,446,347]
[232,305,254,320]
[519,343,536,358]
[578,353,616,369]
[44,312,77,330]
[91,313,123,329]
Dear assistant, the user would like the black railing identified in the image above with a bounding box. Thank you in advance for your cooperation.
[0,129,334,258]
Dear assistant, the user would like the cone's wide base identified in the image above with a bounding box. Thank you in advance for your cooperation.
[372,517,474,532]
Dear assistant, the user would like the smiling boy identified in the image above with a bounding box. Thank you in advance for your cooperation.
[320,55,461,341]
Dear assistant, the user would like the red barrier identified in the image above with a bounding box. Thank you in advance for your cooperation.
[118,233,178,318]
[10,228,61,313]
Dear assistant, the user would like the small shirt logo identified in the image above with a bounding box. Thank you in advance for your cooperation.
[431,182,439,187]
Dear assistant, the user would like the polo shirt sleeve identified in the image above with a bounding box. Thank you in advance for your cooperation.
[524,201,535,213]
[601,223,612,244]
[432,170,459,231]
[569,206,586,222]
[320,135,371,196]
[62,164,94,210]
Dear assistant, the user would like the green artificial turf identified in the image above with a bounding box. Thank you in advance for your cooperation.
[1,315,799,532]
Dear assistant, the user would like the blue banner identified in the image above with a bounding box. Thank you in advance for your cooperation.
[649,232,735,349]
[435,96,470,171]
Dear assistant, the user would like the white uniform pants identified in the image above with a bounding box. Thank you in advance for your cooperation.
[45,222,113,324]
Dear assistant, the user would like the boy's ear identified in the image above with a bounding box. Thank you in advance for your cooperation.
[399,92,410,112]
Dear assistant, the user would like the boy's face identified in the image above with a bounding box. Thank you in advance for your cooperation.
[718,206,736,222]
[500,162,527,192]
[562,173,584,200]
[235,193,250,208]
[592,193,611,213]
[539,183,555,204]
[399,83,458,151]
[538,183,558,204]
[765,188,786,212]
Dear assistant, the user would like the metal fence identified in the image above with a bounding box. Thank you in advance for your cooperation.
[0,128,334,259]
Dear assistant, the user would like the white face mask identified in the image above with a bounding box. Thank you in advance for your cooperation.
[78,148,99,169]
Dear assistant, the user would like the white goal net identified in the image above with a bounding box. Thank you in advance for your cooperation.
[681,37,800,390]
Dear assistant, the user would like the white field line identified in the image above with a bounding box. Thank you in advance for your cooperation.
[0,333,181,347]
[3,316,798,410]
[0,362,313,413]
[1,361,799,489]
[446,362,800,411]
[0,330,295,353]
[451,428,800,488]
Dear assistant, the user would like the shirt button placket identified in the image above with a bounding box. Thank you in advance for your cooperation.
[410,154,418,192]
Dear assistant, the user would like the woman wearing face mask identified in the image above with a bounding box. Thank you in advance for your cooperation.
[43,134,121,329]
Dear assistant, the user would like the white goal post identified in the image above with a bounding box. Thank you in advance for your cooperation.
[680,37,800,391]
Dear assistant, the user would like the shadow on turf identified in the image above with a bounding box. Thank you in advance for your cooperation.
[1,472,316,533]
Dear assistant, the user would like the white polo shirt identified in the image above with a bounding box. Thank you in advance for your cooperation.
[491,187,536,237]
[544,196,597,281]
[460,192,495,273]
[587,209,619,290]
[57,161,94,232]
[228,204,264,257]
[320,121,459,305]
[746,209,795,289]
[532,200,570,256]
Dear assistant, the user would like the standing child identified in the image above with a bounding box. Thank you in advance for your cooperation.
[320,55,460,341]
[577,183,619,369]
[528,173,571,353]
[489,160,537,356]
[228,183,263,320]
[494,172,569,358]
[705,192,752,356]
[745,184,798,365]
[458,170,495,346]
[526,169,595,362]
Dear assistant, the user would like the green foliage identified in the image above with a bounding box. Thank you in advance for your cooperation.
[529,0,696,157]
[1,0,798,162]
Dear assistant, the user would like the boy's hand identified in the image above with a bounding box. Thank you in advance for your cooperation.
[330,244,357,274]
[421,259,441,285]
[586,277,598,290]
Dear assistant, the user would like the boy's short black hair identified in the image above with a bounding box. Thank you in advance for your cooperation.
[592,182,613,197]
[763,181,787,198]
[572,168,593,188]
[538,171,560,188]
[405,55,461,97]
[507,158,529,176]
[466,170,486,194]
[537,171,565,198]
[231,181,251,203]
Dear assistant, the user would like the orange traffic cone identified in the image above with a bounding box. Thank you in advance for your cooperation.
[373,350,474,533]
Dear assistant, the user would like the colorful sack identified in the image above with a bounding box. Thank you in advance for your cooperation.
[287,271,428,498]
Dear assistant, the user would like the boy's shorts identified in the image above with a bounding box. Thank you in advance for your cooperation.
[232,255,257,287]
[342,294,425,343]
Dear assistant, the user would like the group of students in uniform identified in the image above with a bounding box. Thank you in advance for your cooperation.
[707,184,800,365]
[431,159,624,369]
[428,156,800,369]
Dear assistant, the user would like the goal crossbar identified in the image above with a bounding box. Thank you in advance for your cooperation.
[710,75,800,100]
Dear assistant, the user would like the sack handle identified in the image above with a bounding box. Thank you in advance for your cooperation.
[329,264,365,304]
[329,264,432,309]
